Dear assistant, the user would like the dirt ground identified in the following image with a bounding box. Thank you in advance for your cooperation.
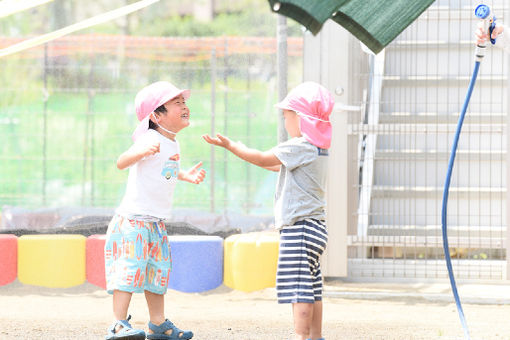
[2,280,510,340]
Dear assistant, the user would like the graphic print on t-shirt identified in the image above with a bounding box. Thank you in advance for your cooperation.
[161,154,180,179]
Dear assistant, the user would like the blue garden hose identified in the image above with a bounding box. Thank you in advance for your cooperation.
[441,4,496,340]
[441,60,479,340]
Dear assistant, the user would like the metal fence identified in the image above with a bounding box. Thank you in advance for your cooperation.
[0,35,303,223]
[4,1,508,282]
[346,0,509,280]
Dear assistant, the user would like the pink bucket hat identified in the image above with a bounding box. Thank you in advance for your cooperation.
[276,82,334,149]
[132,81,190,141]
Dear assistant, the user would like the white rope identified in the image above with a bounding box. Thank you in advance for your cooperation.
[0,0,160,58]
[0,0,54,19]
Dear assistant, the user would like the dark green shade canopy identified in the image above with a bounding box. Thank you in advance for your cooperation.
[268,0,435,54]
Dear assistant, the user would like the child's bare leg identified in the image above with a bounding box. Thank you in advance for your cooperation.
[145,290,176,337]
[112,290,132,331]
[310,300,323,340]
[293,302,314,340]
[145,290,165,326]
[145,290,193,339]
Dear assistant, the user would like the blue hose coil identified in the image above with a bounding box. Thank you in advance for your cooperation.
[442,61,480,340]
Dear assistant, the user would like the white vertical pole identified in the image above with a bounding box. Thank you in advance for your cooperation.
[323,105,350,277]
[506,25,510,279]
[304,21,357,277]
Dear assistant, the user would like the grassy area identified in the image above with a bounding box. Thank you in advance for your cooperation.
[0,82,280,215]
[0,0,303,217]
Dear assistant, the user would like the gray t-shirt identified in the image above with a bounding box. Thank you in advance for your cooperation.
[271,137,329,229]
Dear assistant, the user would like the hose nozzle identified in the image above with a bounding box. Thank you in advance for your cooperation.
[474,4,496,62]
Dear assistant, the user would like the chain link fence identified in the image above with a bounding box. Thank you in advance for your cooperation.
[0,35,303,230]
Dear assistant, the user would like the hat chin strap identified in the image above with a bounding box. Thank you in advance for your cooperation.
[157,124,177,135]
[297,111,330,123]
[152,113,177,135]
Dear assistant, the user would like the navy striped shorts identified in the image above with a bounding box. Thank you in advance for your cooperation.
[276,218,328,304]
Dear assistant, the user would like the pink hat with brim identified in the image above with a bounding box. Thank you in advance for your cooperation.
[276,82,334,149]
[132,81,190,141]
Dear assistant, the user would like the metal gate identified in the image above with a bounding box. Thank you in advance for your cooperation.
[344,0,509,280]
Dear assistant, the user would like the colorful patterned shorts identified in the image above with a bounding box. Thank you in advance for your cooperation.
[104,214,172,295]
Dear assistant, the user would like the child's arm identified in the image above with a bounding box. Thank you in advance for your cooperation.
[117,141,160,170]
[202,133,281,169]
[263,165,281,172]
[178,161,206,184]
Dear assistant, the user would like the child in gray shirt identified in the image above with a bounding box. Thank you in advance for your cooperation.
[203,81,333,340]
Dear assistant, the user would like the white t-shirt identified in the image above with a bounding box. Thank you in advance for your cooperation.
[116,129,180,220]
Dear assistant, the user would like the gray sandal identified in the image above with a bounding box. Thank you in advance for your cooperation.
[147,319,193,340]
[105,315,145,340]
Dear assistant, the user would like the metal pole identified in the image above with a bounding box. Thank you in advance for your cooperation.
[42,44,49,205]
[223,39,228,213]
[210,48,216,212]
[506,8,510,280]
[277,14,288,143]
[245,54,252,214]
[87,59,95,206]
[82,59,94,205]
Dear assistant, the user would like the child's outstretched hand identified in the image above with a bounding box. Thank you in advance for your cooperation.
[140,141,160,157]
[117,141,160,170]
[203,132,280,170]
[179,161,206,184]
[202,133,232,149]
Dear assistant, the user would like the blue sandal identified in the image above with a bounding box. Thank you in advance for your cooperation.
[105,315,146,340]
[147,319,193,340]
